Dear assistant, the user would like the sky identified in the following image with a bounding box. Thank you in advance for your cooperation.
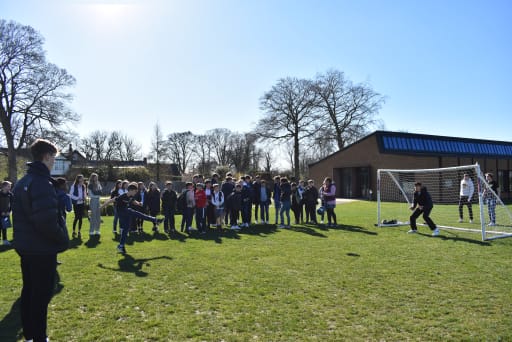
[2,0,512,161]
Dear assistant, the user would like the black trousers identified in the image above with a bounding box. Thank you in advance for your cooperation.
[410,207,436,230]
[458,196,473,220]
[20,253,57,342]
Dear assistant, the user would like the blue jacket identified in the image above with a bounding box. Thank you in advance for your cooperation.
[12,161,69,255]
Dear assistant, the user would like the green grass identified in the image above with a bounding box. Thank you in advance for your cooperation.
[1,201,511,341]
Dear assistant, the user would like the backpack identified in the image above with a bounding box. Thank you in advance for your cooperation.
[177,190,188,212]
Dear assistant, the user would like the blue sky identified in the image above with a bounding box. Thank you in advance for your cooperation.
[3,0,511,159]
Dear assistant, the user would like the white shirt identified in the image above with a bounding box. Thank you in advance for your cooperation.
[460,178,474,198]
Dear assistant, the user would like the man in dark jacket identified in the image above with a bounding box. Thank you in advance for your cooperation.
[408,182,439,236]
[12,138,70,342]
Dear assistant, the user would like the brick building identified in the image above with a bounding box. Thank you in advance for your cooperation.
[308,131,512,201]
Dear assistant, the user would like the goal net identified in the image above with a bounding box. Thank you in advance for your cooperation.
[377,164,512,240]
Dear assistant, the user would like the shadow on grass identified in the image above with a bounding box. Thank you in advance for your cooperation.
[314,223,378,235]
[0,243,13,253]
[68,234,83,249]
[237,224,278,237]
[0,270,64,342]
[97,255,173,277]
[84,234,101,248]
[0,297,22,342]
[416,230,492,246]
[287,226,327,238]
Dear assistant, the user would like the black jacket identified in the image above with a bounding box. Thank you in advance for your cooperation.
[161,188,177,211]
[412,186,433,209]
[12,161,69,255]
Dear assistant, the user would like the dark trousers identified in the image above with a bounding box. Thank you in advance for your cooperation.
[184,207,194,229]
[20,254,57,342]
[241,202,251,224]
[305,201,317,223]
[113,206,119,230]
[230,208,240,226]
[410,206,436,230]
[119,208,157,246]
[291,202,301,223]
[206,204,215,227]
[195,207,206,232]
[260,201,269,222]
[163,207,175,231]
[72,203,84,231]
[254,202,260,221]
[458,196,473,220]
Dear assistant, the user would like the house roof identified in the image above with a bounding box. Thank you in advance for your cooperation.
[309,130,512,166]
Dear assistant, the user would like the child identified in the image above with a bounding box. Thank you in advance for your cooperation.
[291,182,302,224]
[205,180,215,229]
[194,183,207,234]
[54,177,72,219]
[0,181,13,245]
[211,184,224,231]
[184,182,195,233]
[102,182,163,254]
[161,181,177,233]
[228,183,243,230]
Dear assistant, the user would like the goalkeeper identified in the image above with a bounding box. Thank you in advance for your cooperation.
[408,182,440,236]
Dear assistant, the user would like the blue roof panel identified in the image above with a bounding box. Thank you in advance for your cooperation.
[379,133,512,158]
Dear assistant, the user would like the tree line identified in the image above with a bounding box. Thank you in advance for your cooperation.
[1,19,385,182]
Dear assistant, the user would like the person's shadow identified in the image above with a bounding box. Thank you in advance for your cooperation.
[0,270,64,342]
[98,255,173,277]
[0,297,22,342]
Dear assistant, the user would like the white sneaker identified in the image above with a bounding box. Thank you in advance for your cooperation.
[407,229,417,234]
[469,219,473,223]
[487,222,496,226]
[458,218,463,223]
[432,228,440,236]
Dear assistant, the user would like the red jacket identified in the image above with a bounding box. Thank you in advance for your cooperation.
[195,190,207,208]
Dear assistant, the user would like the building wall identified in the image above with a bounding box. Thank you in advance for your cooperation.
[309,134,512,200]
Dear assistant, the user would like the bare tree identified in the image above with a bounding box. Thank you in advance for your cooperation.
[206,128,232,166]
[105,131,123,161]
[255,77,320,180]
[80,130,141,161]
[263,151,273,173]
[149,123,167,181]
[0,20,77,181]
[120,134,141,161]
[313,69,385,149]
[193,133,215,176]
[165,131,195,175]
[228,132,260,174]
[81,131,108,161]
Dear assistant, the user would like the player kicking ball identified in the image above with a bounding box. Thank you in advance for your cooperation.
[408,182,440,236]
[102,182,163,254]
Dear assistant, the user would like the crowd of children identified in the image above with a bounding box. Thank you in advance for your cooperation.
[0,172,338,253]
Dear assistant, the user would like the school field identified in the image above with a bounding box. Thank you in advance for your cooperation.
[0,201,511,341]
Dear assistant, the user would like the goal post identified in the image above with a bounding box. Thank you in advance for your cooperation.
[377,163,512,241]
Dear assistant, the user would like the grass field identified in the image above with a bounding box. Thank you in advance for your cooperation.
[1,201,511,341]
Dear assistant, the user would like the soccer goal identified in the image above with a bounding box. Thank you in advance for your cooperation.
[377,163,512,241]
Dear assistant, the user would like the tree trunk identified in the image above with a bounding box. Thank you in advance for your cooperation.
[7,144,18,183]
[294,135,300,180]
